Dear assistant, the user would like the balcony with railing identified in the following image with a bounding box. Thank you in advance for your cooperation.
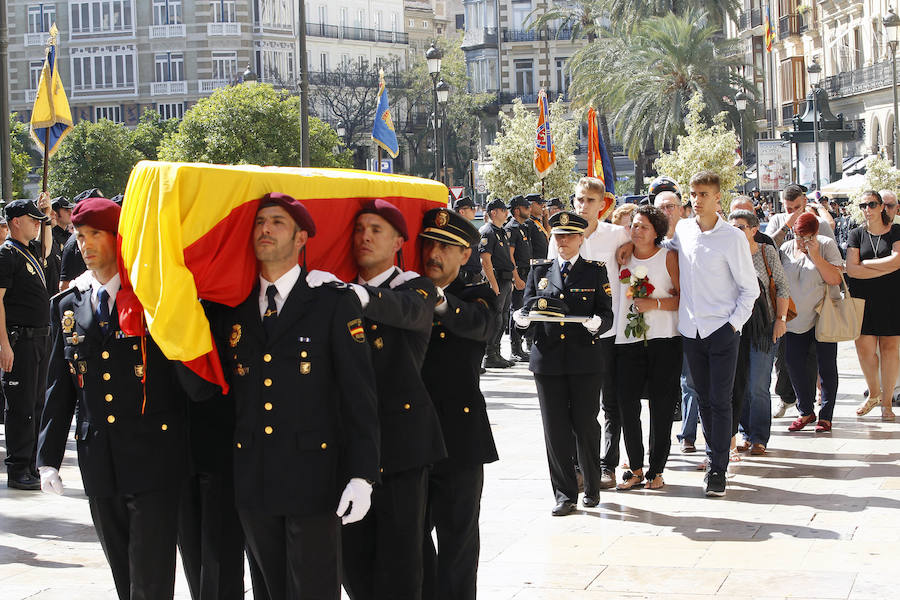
[151,80,187,95]
[461,27,498,49]
[334,25,408,44]
[503,28,537,42]
[738,8,763,31]
[25,31,48,46]
[779,13,799,39]
[823,60,893,99]
[149,23,186,38]
[497,90,569,105]
[797,7,816,33]
[306,23,339,38]
[70,24,134,37]
[306,70,404,88]
[198,79,230,94]
[207,22,241,36]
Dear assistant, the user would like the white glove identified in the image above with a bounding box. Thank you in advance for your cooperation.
[306,270,342,288]
[336,477,373,525]
[39,466,64,495]
[346,283,370,309]
[513,308,531,329]
[583,315,603,334]
[389,270,420,289]
[434,286,448,315]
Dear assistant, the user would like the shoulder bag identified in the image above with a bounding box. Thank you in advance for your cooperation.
[815,273,865,343]
[760,244,797,322]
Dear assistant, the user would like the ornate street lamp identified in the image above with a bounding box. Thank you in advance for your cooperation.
[336,120,346,140]
[436,79,450,185]
[807,57,822,190]
[735,91,749,193]
[426,43,443,180]
[884,7,900,166]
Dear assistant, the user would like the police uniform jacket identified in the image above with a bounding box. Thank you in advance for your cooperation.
[421,277,498,468]
[359,270,447,475]
[0,239,50,328]
[214,276,380,516]
[504,219,533,279]
[38,285,188,498]
[478,223,515,275]
[523,257,614,376]
[528,217,549,260]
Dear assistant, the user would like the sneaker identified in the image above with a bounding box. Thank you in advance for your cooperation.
[788,414,816,431]
[599,469,616,489]
[704,471,726,497]
[680,439,696,453]
[773,400,795,419]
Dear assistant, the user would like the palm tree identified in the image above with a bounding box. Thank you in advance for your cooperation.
[567,10,755,190]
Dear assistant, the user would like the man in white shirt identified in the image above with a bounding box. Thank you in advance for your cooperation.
[764,183,835,246]
[671,171,758,497]
[548,177,623,487]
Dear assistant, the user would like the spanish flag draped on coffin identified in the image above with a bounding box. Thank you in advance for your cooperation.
[116,161,448,391]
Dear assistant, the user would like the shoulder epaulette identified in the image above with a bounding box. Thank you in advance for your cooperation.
[582,259,605,267]
[50,286,79,303]
[530,258,552,266]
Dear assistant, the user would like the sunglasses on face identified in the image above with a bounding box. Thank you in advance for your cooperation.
[859,201,882,210]
[732,223,750,230]
[885,203,898,209]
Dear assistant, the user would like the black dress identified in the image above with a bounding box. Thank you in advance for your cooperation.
[847,223,900,336]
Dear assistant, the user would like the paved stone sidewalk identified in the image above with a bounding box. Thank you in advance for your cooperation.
[1,340,898,599]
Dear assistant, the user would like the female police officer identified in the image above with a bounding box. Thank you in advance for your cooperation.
[514,211,613,516]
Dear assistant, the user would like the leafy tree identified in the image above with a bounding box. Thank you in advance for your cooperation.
[47,119,141,198]
[159,83,352,168]
[130,109,178,161]
[653,92,745,214]
[484,98,579,201]
[8,113,32,199]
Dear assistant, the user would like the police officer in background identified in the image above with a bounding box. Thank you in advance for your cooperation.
[59,189,104,291]
[38,197,189,599]
[1,196,52,490]
[547,198,564,217]
[505,195,533,362]
[307,198,446,600]
[514,211,614,516]
[525,193,550,260]
[418,208,498,600]
[212,193,379,599]
[479,199,516,368]
[45,196,74,292]
[453,197,485,285]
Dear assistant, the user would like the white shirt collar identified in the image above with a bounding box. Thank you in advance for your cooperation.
[557,254,579,269]
[90,272,121,312]
[259,264,302,303]
[358,265,398,287]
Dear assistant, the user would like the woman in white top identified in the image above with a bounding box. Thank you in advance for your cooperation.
[614,205,681,490]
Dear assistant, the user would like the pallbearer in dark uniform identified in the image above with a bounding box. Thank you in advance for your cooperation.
[525,193,550,260]
[418,208,498,600]
[504,195,533,362]
[479,199,516,368]
[453,196,484,285]
[1,197,53,490]
[514,211,613,516]
[59,189,104,291]
[209,193,379,600]
[37,197,189,599]
[307,199,446,600]
[47,196,74,293]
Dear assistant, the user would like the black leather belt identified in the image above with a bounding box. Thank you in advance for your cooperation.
[10,325,50,338]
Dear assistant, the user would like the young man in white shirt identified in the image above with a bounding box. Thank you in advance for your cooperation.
[548,177,623,487]
[671,171,758,497]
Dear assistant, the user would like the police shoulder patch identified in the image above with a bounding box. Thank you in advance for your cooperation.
[530,258,552,266]
[347,318,365,343]
[603,283,612,297]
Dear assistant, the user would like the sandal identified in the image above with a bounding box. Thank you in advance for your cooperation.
[616,470,644,491]
[695,458,709,471]
[749,443,766,456]
[645,474,665,489]
[729,449,743,462]
[857,395,881,416]
[735,439,751,452]
[788,413,816,431]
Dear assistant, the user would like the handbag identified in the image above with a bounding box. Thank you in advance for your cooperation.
[760,244,797,321]
[815,273,865,343]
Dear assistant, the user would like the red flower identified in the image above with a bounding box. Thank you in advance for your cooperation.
[619,268,631,280]
[645,283,655,295]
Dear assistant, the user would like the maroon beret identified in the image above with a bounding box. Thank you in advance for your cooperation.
[794,212,820,238]
[71,197,121,233]
[258,193,316,237]
[355,198,409,241]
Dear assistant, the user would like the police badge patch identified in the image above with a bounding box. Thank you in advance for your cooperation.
[348,318,365,343]
[537,298,548,310]
[436,211,449,227]
[538,278,549,290]
[25,262,35,275]
[229,324,242,348]
[62,310,75,333]
[560,213,569,226]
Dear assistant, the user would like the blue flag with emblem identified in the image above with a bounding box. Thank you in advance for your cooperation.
[371,69,399,159]
[29,24,73,158]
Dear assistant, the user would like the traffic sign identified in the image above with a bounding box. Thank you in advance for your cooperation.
[448,186,465,201]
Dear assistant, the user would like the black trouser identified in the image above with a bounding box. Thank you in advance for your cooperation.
[488,276,513,358]
[422,462,484,600]
[178,467,246,600]
[89,486,181,600]
[595,337,618,472]
[774,337,816,404]
[534,371,604,503]
[616,337,682,478]
[342,466,429,600]
[509,286,526,355]
[3,335,48,477]
[682,324,741,474]
[240,509,340,600]
[731,331,751,436]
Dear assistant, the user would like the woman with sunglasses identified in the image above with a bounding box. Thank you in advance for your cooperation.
[780,213,845,432]
[845,190,900,420]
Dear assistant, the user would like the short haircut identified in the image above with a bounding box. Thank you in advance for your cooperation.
[879,189,897,203]
[634,205,669,246]
[575,176,606,197]
[782,184,806,203]
[689,170,720,190]
[729,208,759,229]
[729,196,754,213]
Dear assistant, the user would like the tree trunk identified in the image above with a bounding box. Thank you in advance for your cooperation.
[633,151,644,195]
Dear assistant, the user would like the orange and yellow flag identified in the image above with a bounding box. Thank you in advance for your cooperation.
[533,89,557,179]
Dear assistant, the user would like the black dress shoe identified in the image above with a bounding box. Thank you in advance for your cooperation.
[582,496,600,508]
[8,473,41,491]
[551,500,576,516]
[484,355,511,369]
[512,351,530,362]
[479,367,487,375]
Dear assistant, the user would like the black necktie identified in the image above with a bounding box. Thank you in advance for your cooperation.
[561,261,570,278]
[96,288,110,334]
[263,285,278,338]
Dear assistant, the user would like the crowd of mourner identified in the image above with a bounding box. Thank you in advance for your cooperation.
[0,168,897,599]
